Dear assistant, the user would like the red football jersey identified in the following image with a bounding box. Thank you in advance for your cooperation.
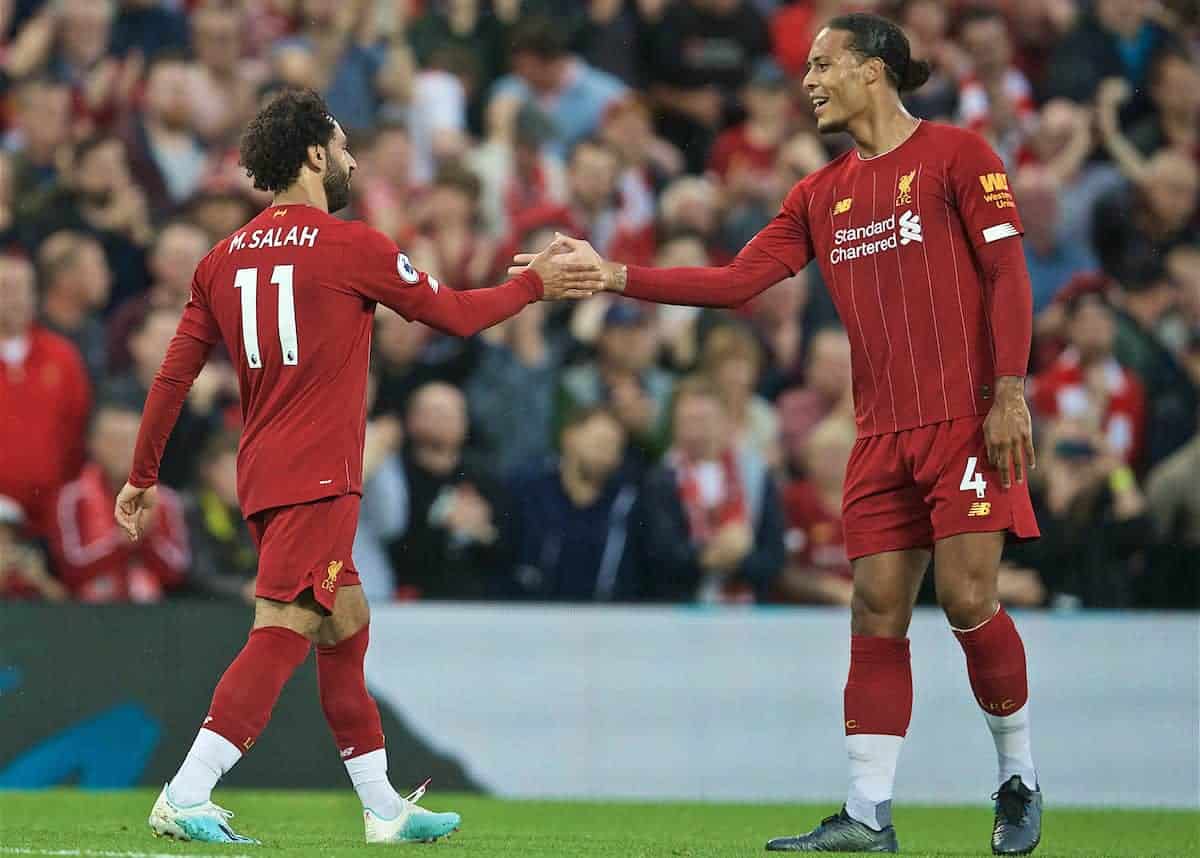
[749,122,1025,437]
[133,204,541,516]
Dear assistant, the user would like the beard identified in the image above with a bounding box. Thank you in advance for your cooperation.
[323,157,352,213]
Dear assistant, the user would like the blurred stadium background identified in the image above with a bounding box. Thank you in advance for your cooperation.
[0,0,1197,828]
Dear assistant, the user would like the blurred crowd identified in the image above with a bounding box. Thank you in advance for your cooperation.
[0,0,1197,610]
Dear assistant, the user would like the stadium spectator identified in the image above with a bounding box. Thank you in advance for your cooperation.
[598,96,685,228]
[107,220,211,372]
[1031,289,1147,467]
[20,134,153,303]
[189,2,268,145]
[408,163,495,291]
[47,0,125,129]
[956,7,1035,162]
[357,119,428,246]
[504,405,639,600]
[1143,430,1200,606]
[36,230,113,382]
[776,327,852,474]
[121,53,209,215]
[644,0,770,173]
[897,0,964,122]
[469,99,565,238]
[490,16,627,158]
[274,0,388,133]
[407,0,508,116]
[392,382,509,599]
[353,374,408,603]
[1091,149,1199,283]
[110,0,189,61]
[50,397,189,603]
[707,59,792,208]
[700,324,779,469]
[633,375,784,603]
[184,431,257,604]
[563,136,653,260]
[104,308,220,489]
[6,76,73,201]
[1003,416,1151,609]
[1045,0,1168,110]
[1109,260,1200,468]
[375,41,469,187]
[572,0,641,86]
[0,253,90,538]
[1168,244,1200,384]
[558,300,674,463]
[1014,169,1099,314]
[467,300,559,478]
[777,414,854,606]
[0,494,66,601]
[1125,48,1200,161]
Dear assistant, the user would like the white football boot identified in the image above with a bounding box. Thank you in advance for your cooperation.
[364,779,461,844]
[148,784,260,844]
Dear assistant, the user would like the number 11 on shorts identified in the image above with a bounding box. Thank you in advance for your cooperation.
[960,456,987,499]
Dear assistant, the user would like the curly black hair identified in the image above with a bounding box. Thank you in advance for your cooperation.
[239,89,336,193]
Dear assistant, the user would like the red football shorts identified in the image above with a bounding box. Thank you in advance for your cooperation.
[247,494,362,612]
[842,416,1039,561]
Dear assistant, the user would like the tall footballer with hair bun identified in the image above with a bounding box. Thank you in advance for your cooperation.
[115,89,601,845]
[516,13,1043,855]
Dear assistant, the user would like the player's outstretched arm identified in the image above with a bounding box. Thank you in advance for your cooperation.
[119,329,213,541]
[510,235,795,309]
[360,235,602,339]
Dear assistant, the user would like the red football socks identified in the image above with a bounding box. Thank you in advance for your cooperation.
[844,635,913,737]
[953,606,1029,716]
[204,626,312,752]
[317,624,385,760]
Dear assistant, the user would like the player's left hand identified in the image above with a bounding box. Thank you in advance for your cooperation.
[524,235,605,301]
[115,482,158,542]
[983,377,1036,489]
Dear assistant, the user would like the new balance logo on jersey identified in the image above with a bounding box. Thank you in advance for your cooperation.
[898,210,923,245]
[832,197,853,215]
[968,502,992,517]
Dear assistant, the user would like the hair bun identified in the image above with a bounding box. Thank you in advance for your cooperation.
[901,58,932,91]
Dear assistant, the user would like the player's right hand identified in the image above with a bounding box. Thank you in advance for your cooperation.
[115,482,158,542]
[525,234,605,301]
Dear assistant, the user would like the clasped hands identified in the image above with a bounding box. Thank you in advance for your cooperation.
[512,233,624,301]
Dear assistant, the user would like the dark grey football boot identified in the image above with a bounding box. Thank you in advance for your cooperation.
[765,804,899,852]
[992,775,1042,855]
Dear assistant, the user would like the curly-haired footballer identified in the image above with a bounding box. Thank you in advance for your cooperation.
[117,89,602,846]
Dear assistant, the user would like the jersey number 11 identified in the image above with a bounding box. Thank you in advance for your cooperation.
[234,265,298,369]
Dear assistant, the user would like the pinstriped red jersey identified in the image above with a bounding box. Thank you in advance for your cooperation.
[748,122,1024,437]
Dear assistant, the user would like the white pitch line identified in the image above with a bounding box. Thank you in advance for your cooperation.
[0,848,254,858]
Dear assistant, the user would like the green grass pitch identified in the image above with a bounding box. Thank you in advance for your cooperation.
[0,790,1196,857]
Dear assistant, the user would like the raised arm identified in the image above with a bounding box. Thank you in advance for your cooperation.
[510,187,814,308]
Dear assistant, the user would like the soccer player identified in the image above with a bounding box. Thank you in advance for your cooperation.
[515,14,1042,855]
[114,90,601,845]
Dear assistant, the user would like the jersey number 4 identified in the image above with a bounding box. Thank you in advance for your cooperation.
[234,266,297,369]
[959,456,987,499]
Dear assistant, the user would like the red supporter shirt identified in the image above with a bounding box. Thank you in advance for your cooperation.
[1029,350,1147,466]
[52,463,189,602]
[130,204,544,517]
[0,326,91,536]
[782,480,851,582]
[625,122,1033,438]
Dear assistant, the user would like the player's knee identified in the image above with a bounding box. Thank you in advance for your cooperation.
[850,588,910,637]
[937,580,996,630]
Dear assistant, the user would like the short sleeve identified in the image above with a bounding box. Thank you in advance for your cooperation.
[746,181,815,274]
[341,224,440,320]
[176,271,221,345]
[949,131,1024,250]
